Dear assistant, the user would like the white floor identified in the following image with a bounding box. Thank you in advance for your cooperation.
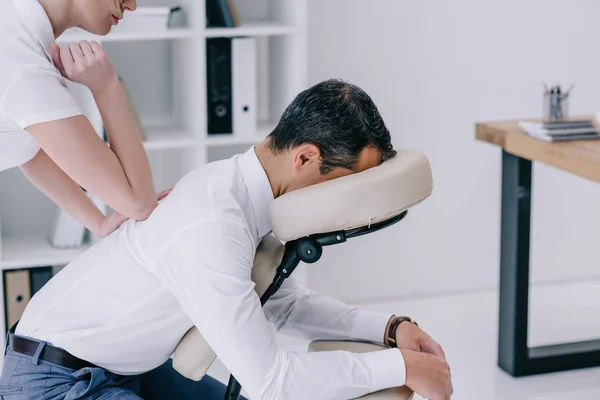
[208,279,600,399]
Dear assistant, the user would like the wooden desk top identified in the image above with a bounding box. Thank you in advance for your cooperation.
[475,116,600,183]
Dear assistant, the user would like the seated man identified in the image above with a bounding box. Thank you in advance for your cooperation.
[0,79,452,400]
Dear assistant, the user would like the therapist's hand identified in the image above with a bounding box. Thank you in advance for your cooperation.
[52,41,118,95]
[94,188,173,238]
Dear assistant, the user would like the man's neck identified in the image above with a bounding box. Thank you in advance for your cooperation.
[254,141,286,199]
[38,0,75,38]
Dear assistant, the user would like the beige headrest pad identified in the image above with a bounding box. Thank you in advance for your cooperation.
[270,149,433,242]
[309,341,414,400]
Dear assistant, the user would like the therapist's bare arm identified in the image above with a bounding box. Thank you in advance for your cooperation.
[20,150,173,238]
[25,41,156,220]
[21,150,114,237]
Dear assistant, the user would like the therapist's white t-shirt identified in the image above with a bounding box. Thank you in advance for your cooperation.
[0,0,83,171]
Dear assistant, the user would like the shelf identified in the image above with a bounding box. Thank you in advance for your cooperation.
[57,28,197,44]
[142,127,202,151]
[203,22,295,38]
[205,135,263,147]
[57,22,294,43]
[1,236,90,270]
[206,121,275,146]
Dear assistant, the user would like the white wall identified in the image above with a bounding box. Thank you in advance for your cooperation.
[306,0,600,304]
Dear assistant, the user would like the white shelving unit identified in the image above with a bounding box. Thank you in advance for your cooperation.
[142,126,203,151]
[204,22,295,38]
[0,237,92,270]
[57,27,199,43]
[0,0,307,344]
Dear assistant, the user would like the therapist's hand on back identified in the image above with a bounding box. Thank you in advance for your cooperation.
[52,41,118,95]
[95,187,173,238]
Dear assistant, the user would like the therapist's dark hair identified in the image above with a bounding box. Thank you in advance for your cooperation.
[267,78,397,174]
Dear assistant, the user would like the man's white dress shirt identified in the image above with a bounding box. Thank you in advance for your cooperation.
[0,0,83,171]
[16,147,407,399]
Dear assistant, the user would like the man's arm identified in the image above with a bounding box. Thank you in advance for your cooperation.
[152,220,406,400]
[262,277,394,345]
[261,270,453,399]
[262,279,446,356]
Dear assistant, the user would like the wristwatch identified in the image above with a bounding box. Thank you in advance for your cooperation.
[385,315,418,348]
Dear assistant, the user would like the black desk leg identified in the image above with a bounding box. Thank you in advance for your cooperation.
[498,150,600,377]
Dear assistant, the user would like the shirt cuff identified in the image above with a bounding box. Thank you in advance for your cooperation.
[351,310,394,344]
[361,347,407,391]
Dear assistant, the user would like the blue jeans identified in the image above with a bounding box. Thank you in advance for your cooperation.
[0,335,247,400]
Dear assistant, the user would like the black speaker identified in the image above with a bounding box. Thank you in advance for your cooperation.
[206,38,232,135]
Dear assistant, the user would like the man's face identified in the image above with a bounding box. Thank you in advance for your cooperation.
[286,145,382,192]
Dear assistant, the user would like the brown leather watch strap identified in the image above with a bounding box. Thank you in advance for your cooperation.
[386,316,418,348]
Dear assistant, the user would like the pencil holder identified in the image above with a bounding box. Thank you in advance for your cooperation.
[543,86,571,121]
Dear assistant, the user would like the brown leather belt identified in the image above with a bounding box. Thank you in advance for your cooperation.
[8,334,98,371]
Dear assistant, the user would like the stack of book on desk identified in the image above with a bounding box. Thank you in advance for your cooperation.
[518,120,600,142]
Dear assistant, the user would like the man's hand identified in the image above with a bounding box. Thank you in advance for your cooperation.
[396,321,446,360]
[401,349,453,400]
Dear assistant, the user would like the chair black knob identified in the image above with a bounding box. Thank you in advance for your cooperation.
[297,238,323,263]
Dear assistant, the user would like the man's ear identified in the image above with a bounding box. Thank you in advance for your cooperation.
[293,144,321,170]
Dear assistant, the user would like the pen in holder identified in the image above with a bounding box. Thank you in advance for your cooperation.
[543,83,574,121]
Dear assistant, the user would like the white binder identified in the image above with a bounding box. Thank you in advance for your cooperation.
[232,37,257,140]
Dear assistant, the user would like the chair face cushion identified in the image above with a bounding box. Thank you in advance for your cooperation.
[270,149,433,242]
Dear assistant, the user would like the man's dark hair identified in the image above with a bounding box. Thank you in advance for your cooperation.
[267,79,396,174]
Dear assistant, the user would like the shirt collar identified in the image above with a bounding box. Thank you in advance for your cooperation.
[237,147,274,240]
[13,0,56,63]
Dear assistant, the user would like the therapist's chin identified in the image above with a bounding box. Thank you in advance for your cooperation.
[81,21,113,36]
